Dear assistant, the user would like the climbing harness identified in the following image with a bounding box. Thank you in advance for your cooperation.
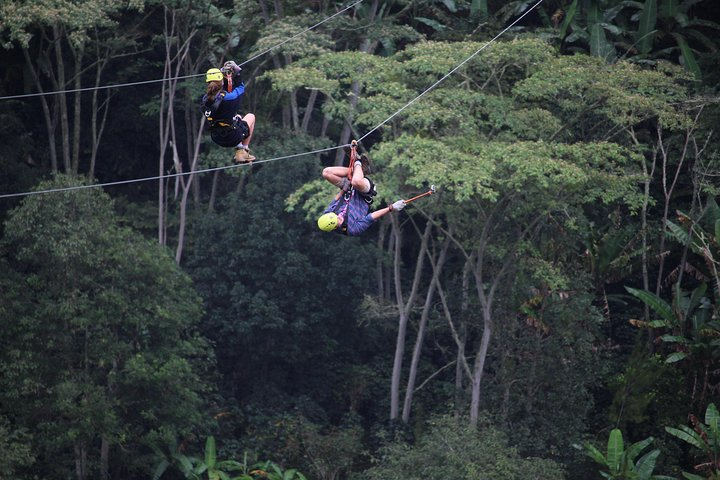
[202,92,227,125]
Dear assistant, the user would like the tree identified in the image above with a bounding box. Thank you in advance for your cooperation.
[0,175,213,480]
[0,0,146,174]
[362,414,566,480]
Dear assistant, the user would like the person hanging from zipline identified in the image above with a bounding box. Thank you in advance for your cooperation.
[201,60,256,164]
[317,143,407,236]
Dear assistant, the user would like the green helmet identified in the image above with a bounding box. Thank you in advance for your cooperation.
[317,212,339,232]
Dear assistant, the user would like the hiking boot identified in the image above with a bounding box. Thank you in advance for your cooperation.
[359,153,371,174]
[234,148,255,164]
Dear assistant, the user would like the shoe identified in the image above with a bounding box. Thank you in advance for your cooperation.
[359,153,371,173]
[234,148,256,164]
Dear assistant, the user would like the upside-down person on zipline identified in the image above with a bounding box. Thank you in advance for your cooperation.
[317,146,406,236]
[201,60,256,164]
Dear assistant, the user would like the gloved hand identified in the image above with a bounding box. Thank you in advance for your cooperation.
[390,200,406,211]
[339,178,351,192]
[223,60,241,74]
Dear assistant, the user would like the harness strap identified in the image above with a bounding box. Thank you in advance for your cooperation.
[203,91,227,123]
[347,139,358,180]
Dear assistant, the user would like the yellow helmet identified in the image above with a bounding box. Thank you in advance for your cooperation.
[205,68,223,82]
[317,212,339,232]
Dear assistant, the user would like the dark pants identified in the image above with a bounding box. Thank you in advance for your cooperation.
[210,118,250,148]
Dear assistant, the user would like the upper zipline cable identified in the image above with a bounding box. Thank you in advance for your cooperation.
[0,0,364,102]
[0,0,544,200]
[359,0,543,141]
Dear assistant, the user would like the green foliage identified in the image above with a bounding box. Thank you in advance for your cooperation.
[579,428,675,479]
[153,436,307,480]
[0,416,35,478]
[0,175,213,478]
[666,403,720,479]
[0,0,144,49]
[360,415,566,480]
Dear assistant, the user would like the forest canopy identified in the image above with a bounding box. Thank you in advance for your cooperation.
[1,0,719,479]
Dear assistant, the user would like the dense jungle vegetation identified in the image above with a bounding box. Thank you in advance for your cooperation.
[1,0,720,479]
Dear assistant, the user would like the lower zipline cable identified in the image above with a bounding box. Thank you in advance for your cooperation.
[0,0,545,200]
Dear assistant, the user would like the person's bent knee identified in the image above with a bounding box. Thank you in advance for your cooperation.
[351,176,370,193]
[322,167,334,181]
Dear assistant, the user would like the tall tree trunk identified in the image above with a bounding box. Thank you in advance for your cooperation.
[654,112,699,296]
[100,436,110,480]
[71,45,84,174]
[389,219,433,420]
[22,47,59,171]
[469,301,493,427]
[74,442,87,480]
[52,24,72,173]
[402,233,449,422]
[301,89,319,133]
[174,118,205,264]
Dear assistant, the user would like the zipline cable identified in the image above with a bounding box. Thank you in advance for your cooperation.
[239,0,363,67]
[0,145,343,199]
[359,0,544,141]
[0,0,364,102]
[0,0,544,200]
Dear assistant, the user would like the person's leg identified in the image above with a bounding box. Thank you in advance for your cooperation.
[323,166,351,188]
[233,114,256,163]
[350,161,370,193]
[240,113,255,149]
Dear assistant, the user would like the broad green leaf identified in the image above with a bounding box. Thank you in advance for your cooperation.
[440,0,457,13]
[659,0,678,18]
[637,0,658,53]
[659,335,689,344]
[470,0,488,18]
[681,472,706,480]
[685,283,707,316]
[175,455,196,475]
[665,426,704,449]
[625,436,653,463]
[625,287,675,323]
[589,22,614,60]
[217,460,245,471]
[205,436,217,469]
[672,33,701,79]
[415,17,446,31]
[607,429,624,473]
[665,352,687,363]
[559,0,578,38]
[705,403,718,430]
[634,448,659,480]
[152,459,170,480]
[665,220,691,246]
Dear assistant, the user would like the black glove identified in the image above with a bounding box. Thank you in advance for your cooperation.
[223,60,241,74]
[222,61,243,85]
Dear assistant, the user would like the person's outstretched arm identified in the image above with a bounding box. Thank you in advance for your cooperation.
[371,200,406,220]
